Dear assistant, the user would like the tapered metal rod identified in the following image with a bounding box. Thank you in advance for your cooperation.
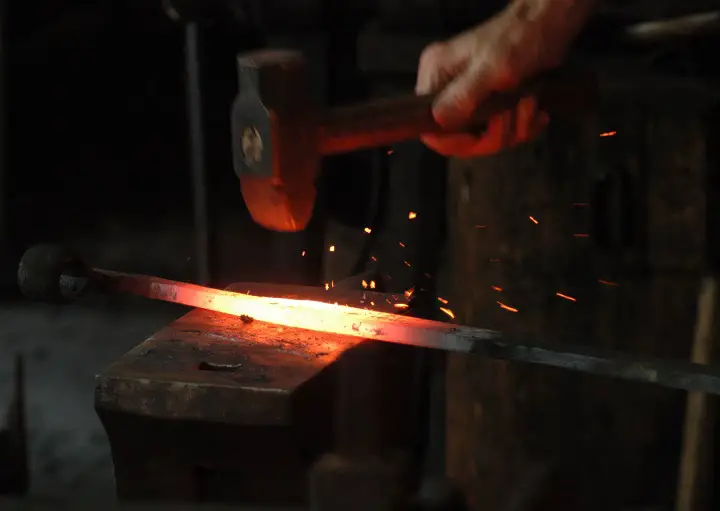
[18,242,720,397]
[52,264,720,397]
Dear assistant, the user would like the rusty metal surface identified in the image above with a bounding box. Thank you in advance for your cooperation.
[95,283,407,426]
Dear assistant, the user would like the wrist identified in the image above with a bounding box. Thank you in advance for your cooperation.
[503,0,596,65]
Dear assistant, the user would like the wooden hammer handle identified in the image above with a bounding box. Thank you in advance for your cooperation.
[318,67,591,155]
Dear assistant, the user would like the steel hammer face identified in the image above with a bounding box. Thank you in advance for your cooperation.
[231,50,319,232]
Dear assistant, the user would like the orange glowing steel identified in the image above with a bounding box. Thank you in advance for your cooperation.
[329,245,335,252]
[599,280,619,287]
[529,216,539,224]
[492,286,503,292]
[498,301,518,313]
[437,297,449,305]
[408,212,417,220]
[364,227,372,234]
[370,280,376,289]
[440,307,455,319]
[102,273,496,353]
[556,292,576,302]
[600,131,616,137]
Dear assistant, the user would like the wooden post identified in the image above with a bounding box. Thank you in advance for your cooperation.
[675,277,718,511]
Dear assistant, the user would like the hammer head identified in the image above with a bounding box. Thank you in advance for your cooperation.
[231,50,319,232]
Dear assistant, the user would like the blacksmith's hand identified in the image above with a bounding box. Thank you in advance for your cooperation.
[415,0,596,157]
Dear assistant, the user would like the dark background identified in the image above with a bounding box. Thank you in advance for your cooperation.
[3,0,720,504]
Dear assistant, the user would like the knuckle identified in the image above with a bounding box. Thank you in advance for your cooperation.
[418,42,448,69]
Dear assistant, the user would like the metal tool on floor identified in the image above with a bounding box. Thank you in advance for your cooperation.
[230,50,590,232]
[0,354,28,496]
[17,244,720,396]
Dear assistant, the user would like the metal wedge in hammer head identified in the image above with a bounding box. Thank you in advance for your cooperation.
[231,50,318,232]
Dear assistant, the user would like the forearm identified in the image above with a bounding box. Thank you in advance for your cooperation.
[498,0,598,70]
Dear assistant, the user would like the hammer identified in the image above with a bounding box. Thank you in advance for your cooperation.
[231,50,590,232]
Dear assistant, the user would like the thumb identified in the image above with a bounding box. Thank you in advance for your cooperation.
[433,67,491,131]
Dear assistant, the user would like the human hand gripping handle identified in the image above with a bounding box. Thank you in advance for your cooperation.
[416,0,598,157]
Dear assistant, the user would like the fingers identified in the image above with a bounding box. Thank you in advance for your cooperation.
[415,41,469,96]
[432,61,494,130]
[421,96,549,158]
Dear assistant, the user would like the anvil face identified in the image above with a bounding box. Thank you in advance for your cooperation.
[94,283,409,426]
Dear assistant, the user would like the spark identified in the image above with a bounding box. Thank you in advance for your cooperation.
[573,233,589,238]
[331,281,335,288]
[369,281,376,289]
[572,203,589,207]
[600,131,616,137]
[476,225,487,229]
[599,280,619,287]
[492,286,503,292]
[437,297,449,305]
[408,212,417,220]
[498,301,518,313]
[386,298,391,304]
[301,250,306,256]
[324,282,330,291]
[387,149,394,155]
[394,303,409,309]
[362,280,368,289]
[556,292,576,302]
[399,242,405,248]
[371,256,377,262]
[403,261,411,267]
[404,287,415,299]
[440,307,455,319]
[329,245,335,252]
[489,258,501,263]
[364,227,372,234]
[529,216,539,225]
[370,301,375,306]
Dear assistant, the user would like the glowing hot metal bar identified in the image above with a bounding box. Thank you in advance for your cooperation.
[88,270,720,396]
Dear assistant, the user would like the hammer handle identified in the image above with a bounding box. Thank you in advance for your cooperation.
[318,68,590,155]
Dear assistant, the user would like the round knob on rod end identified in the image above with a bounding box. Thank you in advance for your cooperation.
[17,244,88,303]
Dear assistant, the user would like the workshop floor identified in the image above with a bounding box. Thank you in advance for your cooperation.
[0,282,188,500]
